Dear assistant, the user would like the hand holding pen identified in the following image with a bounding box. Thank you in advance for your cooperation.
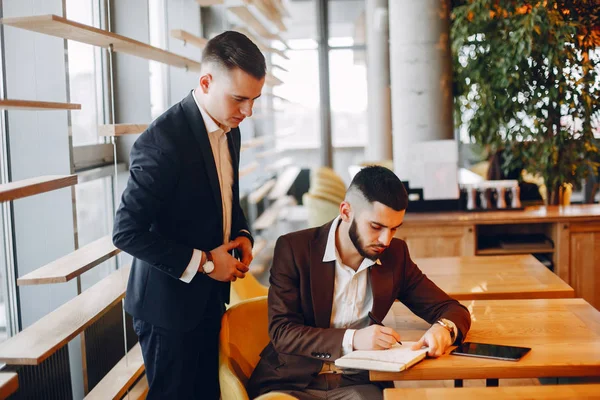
[352,312,403,351]
[368,312,402,345]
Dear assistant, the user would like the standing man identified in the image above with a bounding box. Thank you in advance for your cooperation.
[247,166,471,399]
[113,31,265,399]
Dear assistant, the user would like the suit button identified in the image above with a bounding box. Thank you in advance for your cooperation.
[311,352,316,357]
[325,354,331,359]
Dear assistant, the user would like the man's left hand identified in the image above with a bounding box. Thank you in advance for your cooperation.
[232,235,253,267]
[411,323,453,358]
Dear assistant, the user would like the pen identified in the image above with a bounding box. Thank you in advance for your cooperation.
[368,311,402,345]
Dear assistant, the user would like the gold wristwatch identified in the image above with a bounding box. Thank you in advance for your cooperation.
[436,318,456,341]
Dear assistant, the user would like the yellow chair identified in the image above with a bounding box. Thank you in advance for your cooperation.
[359,160,394,171]
[311,167,346,189]
[229,272,268,306]
[303,193,340,228]
[219,297,295,400]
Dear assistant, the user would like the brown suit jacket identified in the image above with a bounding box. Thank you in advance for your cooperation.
[246,221,471,397]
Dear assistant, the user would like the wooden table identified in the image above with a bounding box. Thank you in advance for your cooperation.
[416,255,574,300]
[371,298,600,381]
[383,384,600,400]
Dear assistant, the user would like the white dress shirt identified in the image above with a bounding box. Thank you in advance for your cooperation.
[321,216,380,373]
[180,90,234,283]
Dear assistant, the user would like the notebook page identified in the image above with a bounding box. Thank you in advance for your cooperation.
[341,342,427,363]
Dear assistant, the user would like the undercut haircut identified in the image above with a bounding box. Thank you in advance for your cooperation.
[202,31,266,80]
[347,166,409,211]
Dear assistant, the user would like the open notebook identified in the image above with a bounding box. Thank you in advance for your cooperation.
[334,342,428,372]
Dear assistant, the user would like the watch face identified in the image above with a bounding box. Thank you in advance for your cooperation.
[203,261,215,274]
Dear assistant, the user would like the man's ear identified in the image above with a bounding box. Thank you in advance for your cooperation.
[339,201,352,222]
[199,73,212,93]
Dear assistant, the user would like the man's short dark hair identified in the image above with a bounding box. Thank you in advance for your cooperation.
[348,166,409,211]
[202,31,266,80]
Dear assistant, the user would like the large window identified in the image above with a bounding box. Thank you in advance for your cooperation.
[66,0,104,146]
[77,175,117,291]
[148,0,169,120]
[329,46,367,148]
[66,0,117,289]
[273,39,320,149]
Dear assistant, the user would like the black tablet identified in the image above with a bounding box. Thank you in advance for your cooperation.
[450,342,531,361]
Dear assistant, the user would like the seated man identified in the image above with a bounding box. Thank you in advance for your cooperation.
[247,166,471,400]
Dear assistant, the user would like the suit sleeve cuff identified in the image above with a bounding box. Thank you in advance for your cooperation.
[342,329,356,355]
[180,249,203,283]
[236,230,254,247]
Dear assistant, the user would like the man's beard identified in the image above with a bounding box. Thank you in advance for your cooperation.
[348,219,387,261]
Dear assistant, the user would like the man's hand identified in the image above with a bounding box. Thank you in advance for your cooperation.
[353,325,402,350]
[411,323,452,357]
[204,241,249,282]
[232,235,253,267]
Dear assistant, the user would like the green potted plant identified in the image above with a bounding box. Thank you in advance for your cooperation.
[451,0,600,204]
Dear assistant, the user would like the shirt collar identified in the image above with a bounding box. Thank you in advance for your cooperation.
[323,216,381,269]
[192,89,231,137]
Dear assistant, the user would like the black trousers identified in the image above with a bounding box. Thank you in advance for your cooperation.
[133,299,225,400]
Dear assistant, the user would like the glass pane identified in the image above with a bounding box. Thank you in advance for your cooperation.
[273,43,320,150]
[66,0,102,146]
[328,0,365,46]
[0,210,9,343]
[330,48,367,147]
[76,177,116,291]
[148,0,168,120]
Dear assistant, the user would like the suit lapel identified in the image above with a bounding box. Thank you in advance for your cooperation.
[227,129,240,185]
[369,258,395,322]
[180,91,223,235]
[310,222,336,328]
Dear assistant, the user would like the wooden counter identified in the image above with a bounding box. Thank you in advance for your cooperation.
[402,204,600,226]
[396,205,600,309]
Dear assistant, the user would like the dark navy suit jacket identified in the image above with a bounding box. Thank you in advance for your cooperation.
[113,91,251,332]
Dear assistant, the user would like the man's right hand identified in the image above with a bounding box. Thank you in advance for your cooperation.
[202,241,249,282]
[353,325,402,350]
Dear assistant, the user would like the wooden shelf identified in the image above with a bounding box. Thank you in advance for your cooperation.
[0,99,81,111]
[265,73,283,86]
[252,237,268,257]
[268,166,300,200]
[171,29,208,49]
[256,147,284,159]
[0,15,201,71]
[232,26,288,60]
[0,266,130,365]
[17,235,120,285]
[253,195,295,231]
[271,63,288,73]
[264,93,291,103]
[0,372,18,399]
[241,136,266,152]
[228,6,274,40]
[196,0,224,5]
[98,124,148,136]
[84,343,144,400]
[239,161,260,178]
[476,247,555,256]
[0,174,77,203]
[128,376,149,400]
[265,157,293,172]
[248,179,276,204]
[252,0,288,32]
